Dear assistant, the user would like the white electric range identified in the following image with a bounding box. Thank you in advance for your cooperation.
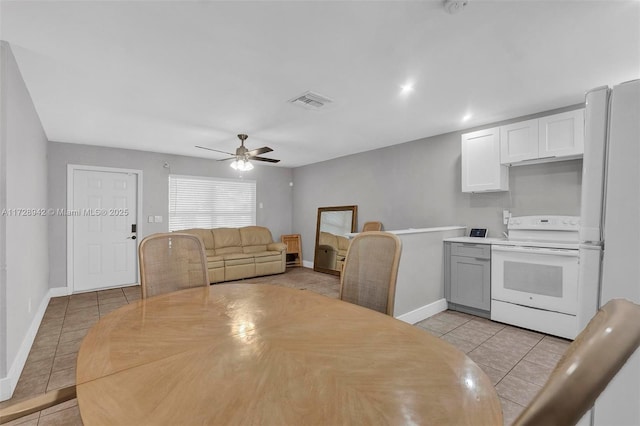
[490,215,582,339]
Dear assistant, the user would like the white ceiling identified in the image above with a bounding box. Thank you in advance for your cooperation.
[1,0,638,167]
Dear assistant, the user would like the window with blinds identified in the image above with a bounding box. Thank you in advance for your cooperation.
[168,175,256,231]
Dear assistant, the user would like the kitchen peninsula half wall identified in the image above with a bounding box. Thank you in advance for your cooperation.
[348,226,466,324]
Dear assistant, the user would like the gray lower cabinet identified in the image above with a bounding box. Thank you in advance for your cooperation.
[444,242,491,318]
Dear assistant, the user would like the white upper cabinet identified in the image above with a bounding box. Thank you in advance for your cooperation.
[462,108,584,193]
[461,127,509,193]
[500,119,539,164]
[538,109,584,158]
[500,109,584,165]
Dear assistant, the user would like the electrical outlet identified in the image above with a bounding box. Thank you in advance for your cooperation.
[503,210,511,225]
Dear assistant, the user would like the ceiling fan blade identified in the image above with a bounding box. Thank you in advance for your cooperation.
[247,146,273,157]
[217,157,235,162]
[195,145,234,156]
[251,156,280,163]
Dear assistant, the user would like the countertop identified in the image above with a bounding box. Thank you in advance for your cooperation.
[347,226,466,238]
[443,236,507,245]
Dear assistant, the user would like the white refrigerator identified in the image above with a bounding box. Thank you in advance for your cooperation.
[579,79,640,425]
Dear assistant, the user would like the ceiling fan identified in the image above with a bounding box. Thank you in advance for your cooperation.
[196,134,280,171]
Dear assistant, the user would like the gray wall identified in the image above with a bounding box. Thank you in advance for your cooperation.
[48,142,294,287]
[293,106,583,262]
[0,41,50,391]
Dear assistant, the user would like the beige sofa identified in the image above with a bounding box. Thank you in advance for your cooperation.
[180,226,287,283]
[317,231,350,270]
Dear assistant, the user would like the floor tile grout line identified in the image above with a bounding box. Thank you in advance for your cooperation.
[436,314,553,398]
[36,296,71,420]
[499,393,527,411]
[492,338,545,390]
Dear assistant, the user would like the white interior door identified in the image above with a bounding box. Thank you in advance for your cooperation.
[72,169,138,292]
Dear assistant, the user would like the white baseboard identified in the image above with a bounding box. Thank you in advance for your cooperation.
[49,286,71,297]
[0,286,68,401]
[302,260,313,269]
[395,298,448,324]
[0,375,10,402]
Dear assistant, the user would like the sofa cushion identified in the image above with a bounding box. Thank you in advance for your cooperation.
[213,228,243,255]
[206,255,224,269]
[319,231,337,248]
[267,242,287,252]
[240,226,275,253]
[253,250,280,258]
[178,228,214,250]
[252,251,282,264]
[337,235,350,251]
[223,253,254,266]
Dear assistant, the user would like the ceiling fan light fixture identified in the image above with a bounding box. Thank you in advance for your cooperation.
[230,157,254,171]
[197,133,279,168]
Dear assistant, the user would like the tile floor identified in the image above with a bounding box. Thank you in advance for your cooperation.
[1,268,569,425]
[414,311,569,425]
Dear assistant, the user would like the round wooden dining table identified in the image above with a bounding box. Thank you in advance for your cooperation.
[76,284,503,425]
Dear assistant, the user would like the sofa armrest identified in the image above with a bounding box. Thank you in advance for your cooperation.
[267,242,287,252]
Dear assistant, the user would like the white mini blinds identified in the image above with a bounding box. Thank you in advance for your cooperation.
[168,175,256,231]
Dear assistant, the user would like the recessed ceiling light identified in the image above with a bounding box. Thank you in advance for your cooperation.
[400,83,414,95]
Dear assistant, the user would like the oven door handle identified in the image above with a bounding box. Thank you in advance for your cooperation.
[491,245,579,257]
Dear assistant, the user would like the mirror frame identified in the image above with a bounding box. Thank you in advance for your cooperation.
[313,205,358,276]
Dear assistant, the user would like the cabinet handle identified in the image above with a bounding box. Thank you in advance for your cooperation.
[474,257,489,261]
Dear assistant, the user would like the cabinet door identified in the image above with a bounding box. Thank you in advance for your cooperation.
[538,109,584,158]
[500,119,539,164]
[450,255,491,311]
[461,127,509,192]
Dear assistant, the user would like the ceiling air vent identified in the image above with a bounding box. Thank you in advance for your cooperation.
[289,91,333,110]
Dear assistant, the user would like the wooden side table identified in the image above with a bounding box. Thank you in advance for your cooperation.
[281,234,302,267]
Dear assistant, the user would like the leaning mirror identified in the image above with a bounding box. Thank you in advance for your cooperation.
[314,205,358,276]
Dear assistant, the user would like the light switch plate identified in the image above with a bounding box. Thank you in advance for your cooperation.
[147,216,154,223]
[154,215,163,223]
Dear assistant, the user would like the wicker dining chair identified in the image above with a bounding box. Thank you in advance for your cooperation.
[339,231,401,316]
[514,298,640,426]
[138,232,210,298]
[362,221,383,232]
